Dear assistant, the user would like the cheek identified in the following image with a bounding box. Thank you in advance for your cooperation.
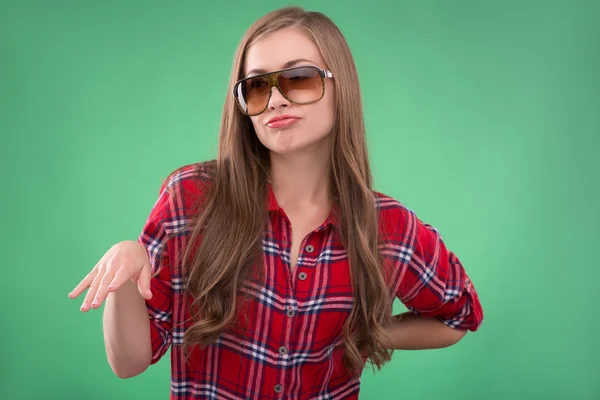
[249,117,264,136]
[320,87,335,126]
[310,97,335,134]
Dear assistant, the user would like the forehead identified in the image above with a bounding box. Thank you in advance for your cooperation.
[244,27,326,75]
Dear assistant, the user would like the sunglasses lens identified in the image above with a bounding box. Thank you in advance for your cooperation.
[238,77,270,116]
[236,67,324,115]
[278,67,323,104]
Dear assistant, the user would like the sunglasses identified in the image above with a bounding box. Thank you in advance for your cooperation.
[232,66,334,116]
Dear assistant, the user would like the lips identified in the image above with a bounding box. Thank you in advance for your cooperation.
[266,114,300,129]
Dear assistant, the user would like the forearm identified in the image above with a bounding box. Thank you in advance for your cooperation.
[103,280,152,378]
[387,312,467,350]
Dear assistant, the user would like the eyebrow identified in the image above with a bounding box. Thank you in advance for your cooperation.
[245,58,317,77]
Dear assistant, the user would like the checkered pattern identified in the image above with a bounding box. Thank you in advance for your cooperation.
[138,163,484,399]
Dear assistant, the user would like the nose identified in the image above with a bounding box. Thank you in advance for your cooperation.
[268,86,290,110]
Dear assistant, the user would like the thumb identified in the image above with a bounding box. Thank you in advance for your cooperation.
[136,264,153,300]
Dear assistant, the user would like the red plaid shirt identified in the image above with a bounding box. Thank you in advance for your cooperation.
[138,163,484,399]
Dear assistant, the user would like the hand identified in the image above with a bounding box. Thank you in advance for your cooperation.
[69,240,152,312]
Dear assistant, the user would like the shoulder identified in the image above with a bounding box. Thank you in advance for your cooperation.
[372,189,445,254]
[144,160,216,229]
[372,190,416,222]
[158,160,216,205]
[371,190,423,241]
[162,160,216,192]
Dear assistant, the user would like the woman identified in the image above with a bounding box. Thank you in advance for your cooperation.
[69,6,483,400]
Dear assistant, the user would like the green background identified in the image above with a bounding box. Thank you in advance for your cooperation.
[2,0,599,399]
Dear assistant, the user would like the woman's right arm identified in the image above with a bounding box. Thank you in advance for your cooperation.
[69,240,155,378]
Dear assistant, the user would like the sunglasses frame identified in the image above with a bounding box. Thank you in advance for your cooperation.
[232,65,334,116]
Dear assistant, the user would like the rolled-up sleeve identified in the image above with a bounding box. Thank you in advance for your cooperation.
[396,218,484,331]
[137,181,174,364]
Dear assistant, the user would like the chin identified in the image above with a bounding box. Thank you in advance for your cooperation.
[265,144,301,156]
[257,129,330,156]
[257,131,297,153]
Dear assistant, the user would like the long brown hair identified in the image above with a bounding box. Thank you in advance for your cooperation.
[179,6,394,376]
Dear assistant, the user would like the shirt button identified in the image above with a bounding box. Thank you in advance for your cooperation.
[274,384,283,393]
[305,244,314,253]
[286,307,296,318]
[279,346,288,356]
[298,272,307,281]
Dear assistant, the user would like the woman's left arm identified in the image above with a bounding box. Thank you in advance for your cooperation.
[389,215,484,350]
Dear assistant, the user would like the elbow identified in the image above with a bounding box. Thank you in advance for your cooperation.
[447,327,468,346]
[115,370,146,379]
[111,361,150,379]
[108,353,152,379]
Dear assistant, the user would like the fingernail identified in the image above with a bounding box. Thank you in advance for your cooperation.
[91,299,98,307]
[81,302,88,310]
[108,285,114,291]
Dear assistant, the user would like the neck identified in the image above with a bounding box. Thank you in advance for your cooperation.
[268,144,332,213]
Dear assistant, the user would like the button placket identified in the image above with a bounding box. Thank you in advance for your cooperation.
[275,344,287,395]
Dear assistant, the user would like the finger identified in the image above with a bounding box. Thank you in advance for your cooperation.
[81,266,110,312]
[80,273,101,312]
[90,267,118,310]
[136,264,153,300]
[68,269,98,299]
[107,267,132,294]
